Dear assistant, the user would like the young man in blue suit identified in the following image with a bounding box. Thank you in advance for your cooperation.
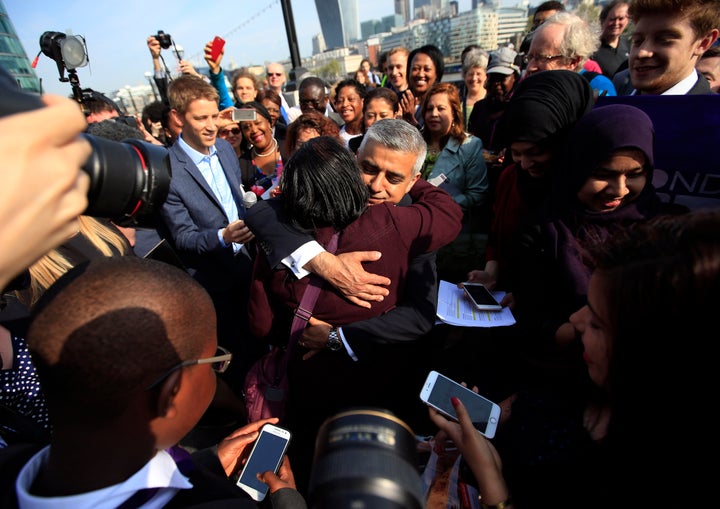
[160,75,262,397]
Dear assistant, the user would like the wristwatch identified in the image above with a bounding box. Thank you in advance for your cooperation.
[326,327,343,352]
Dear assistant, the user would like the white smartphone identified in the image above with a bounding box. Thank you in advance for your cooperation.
[232,108,258,122]
[419,370,501,439]
[462,282,502,311]
[236,423,291,501]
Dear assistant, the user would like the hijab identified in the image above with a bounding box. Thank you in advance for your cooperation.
[498,70,595,207]
[546,104,665,298]
[495,70,595,151]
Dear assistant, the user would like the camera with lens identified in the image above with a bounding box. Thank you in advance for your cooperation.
[308,408,424,509]
[0,66,171,228]
[154,30,173,50]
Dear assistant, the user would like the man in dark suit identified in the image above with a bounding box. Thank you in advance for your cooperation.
[620,0,719,95]
[160,75,262,392]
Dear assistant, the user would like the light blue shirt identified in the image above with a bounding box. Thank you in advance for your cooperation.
[177,136,241,253]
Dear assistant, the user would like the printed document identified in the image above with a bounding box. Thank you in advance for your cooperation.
[436,280,516,327]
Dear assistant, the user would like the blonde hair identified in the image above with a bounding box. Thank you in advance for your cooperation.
[20,216,130,306]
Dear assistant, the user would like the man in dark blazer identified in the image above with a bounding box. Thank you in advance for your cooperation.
[160,75,262,391]
[620,0,719,95]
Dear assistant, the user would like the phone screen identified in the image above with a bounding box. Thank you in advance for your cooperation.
[464,284,501,309]
[237,428,289,499]
[423,372,499,437]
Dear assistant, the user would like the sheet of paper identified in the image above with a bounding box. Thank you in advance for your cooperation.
[436,280,516,328]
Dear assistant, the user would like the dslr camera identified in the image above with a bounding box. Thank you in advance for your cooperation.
[154,30,173,50]
[0,66,171,228]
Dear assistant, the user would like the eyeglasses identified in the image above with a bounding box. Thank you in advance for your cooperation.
[267,72,283,77]
[523,53,566,64]
[219,127,241,136]
[145,345,232,390]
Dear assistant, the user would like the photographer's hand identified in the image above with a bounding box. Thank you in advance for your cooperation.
[0,94,90,290]
[147,36,162,72]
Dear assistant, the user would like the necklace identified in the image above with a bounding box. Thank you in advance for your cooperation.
[252,138,278,158]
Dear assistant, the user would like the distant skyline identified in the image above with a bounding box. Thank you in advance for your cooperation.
[5,0,529,97]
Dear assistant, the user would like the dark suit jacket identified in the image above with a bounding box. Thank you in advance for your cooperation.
[160,137,251,293]
[614,69,712,96]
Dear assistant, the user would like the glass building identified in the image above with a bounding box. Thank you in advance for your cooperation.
[0,0,40,93]
[315,0,359,49]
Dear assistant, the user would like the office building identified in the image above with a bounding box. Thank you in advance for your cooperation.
[395,0,411,24]
[315,0,359,49]
[0,0,40,92]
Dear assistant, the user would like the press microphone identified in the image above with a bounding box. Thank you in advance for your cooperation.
[243,190,258,209]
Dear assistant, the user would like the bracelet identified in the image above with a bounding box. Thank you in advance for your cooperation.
[479,496,512,509]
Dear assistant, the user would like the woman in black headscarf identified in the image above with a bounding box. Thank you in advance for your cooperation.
[465,70,594,295]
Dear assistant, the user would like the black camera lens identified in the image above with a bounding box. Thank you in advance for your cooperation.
[155,30,172,50]
[309,408,424,509]
[0,68,171,229]
[81,135,171,227]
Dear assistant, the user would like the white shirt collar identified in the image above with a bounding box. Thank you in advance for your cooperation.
[16,447,192,509]
[632,69,699,95]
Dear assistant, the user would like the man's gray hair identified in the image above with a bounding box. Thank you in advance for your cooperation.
[359,119,427,176]
[537,11,601,69]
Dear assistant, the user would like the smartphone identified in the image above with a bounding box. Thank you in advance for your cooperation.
[462,282,502,311]
[232,108,258,122]
[209,36,225,61]
[236,424,291,501]
[419,370,501,438]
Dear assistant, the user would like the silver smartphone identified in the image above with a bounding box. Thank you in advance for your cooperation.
[232,108,257,122]
[419,370,501,439]
[462,282,502,311]
[236,423,291,501]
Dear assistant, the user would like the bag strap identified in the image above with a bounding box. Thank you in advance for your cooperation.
[286,231,339,355]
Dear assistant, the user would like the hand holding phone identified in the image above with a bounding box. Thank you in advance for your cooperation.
[236,424,291,501]
[419,370,501,438]
[209,36,225,61]
[463,282,502,311]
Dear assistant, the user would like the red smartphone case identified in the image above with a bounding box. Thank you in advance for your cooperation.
[210,36,225,61]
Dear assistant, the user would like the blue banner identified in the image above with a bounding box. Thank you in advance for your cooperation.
[596,94,720,211]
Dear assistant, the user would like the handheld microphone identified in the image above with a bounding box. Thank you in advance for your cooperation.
[243,190,258,209]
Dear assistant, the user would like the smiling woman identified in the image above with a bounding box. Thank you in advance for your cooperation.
[333,77,366,147]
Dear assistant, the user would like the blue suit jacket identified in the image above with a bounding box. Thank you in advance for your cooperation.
[160,137,251,292]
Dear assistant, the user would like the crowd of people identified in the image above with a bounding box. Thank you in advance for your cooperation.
[1,0,719,507]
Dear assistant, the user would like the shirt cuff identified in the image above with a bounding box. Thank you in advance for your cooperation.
[281,241,325,279]
[338,327,358,362]
[217,229,227,247]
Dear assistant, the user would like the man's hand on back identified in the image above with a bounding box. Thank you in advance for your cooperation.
[305,251,390,308]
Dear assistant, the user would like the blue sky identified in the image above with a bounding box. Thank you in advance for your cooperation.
[4,0,518,96]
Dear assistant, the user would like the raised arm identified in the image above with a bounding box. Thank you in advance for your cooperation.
[204,40,234,110]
